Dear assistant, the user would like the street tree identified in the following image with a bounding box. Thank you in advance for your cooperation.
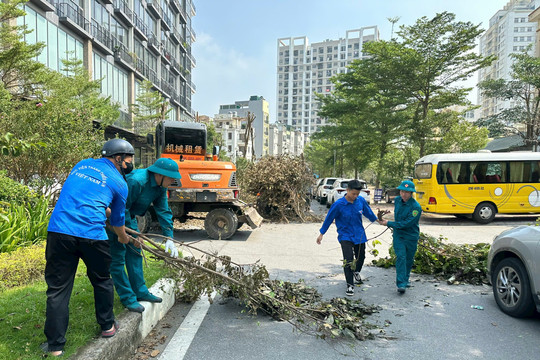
[130,80,170,135]
[317,40,412,187]
[476,50,540,150]
[0,59,119,192]
[397,12,495,156]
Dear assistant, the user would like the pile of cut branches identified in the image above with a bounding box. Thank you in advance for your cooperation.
[131,229,380,341]
[240,155,315,222]
[371,233,490,285]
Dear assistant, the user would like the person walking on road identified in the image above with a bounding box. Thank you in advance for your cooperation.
[108,158,181,313]
[317,180,378,296]
[378,180,422,294]
[43,139,134,357]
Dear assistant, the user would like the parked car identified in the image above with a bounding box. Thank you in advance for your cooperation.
[316,177,338,204]
[383,186,400,203]
[311,178,323,199]
[487,225,540,318]
[326,179,370,208]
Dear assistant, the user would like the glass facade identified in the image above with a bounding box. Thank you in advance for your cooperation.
[19,0,195,132]
[20,6,84,73]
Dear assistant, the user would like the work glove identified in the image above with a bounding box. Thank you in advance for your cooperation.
[164,239,178,258]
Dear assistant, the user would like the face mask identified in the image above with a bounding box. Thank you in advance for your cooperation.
[124,161,134,175]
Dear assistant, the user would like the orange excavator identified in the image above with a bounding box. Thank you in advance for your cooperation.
[138,121,262,239]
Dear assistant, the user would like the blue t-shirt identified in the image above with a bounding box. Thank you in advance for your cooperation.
[319,196,377,244]
[48,158,128,240]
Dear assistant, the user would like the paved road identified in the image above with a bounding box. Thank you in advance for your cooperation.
[133,201,540,360]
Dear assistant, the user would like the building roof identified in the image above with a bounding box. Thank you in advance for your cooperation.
[484,135,528,152]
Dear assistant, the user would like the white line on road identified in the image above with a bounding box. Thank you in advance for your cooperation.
[159,292,215,360]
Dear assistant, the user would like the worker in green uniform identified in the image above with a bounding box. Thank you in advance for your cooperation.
[378,180,422,294]
[108,158,181,312]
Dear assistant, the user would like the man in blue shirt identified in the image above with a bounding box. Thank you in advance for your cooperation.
[108,158,181,313]
[43,139,134,357]
[317,180,378,296]
[379,180,422,294]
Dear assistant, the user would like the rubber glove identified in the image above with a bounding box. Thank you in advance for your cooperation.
[164,239,178,258]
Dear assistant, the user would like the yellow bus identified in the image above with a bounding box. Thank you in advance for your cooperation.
[413,152,540,223]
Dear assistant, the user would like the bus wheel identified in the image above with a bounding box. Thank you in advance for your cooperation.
[473,202,496,224]
[205,208,238,240]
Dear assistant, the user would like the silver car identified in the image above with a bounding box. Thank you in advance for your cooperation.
[487,225,540,317]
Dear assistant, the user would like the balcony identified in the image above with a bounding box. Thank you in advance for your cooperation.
[91,20,115,55]
[149,69,159,86]
[170,58,181,75]
[162,48,172,65]
[113,45,135,71]
[146,0,162,19]
[133,14,149,41]
[170,27,180,44]
[161,13,172,32]
[29,0,55,12]
[148,34,161,54]
[170,0,180,13]
[160,79,173,96]
[190,1,196,16]
[190,27,196,42]
[113,0,134,27]
[56,2,91,39]
[101,0,113,4]
[178,5,187,22]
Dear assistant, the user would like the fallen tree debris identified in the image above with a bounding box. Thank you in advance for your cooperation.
[127,228,381,341]
[371,232,490,285]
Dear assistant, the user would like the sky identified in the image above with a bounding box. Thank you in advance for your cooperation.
[191,0,512,122]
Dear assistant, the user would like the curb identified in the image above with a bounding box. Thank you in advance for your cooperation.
[72,278,176,360]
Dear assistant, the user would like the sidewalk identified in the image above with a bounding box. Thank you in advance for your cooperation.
[72,278,176,360]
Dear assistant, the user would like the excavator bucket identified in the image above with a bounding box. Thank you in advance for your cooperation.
[242,205,263,229]
[234,200,263,229]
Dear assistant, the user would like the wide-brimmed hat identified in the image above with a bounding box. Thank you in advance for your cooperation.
[397,180,416,192]
[148,158,182,179]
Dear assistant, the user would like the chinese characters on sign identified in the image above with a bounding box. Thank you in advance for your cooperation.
[165,144,203,154]
[468,187,485,190]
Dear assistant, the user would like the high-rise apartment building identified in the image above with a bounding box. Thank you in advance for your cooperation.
[218,95,270,158]
[478,0,539,118]
[19,0,196,132]
[276,27,379,135]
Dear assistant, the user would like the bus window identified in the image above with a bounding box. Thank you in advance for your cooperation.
[471,162,505,183]
[437,162,467,184]
[415,163,432,179]
[510,161,540,183]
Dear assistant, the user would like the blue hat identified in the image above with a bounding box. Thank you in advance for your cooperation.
[148,158,182,179]
[397,180,416,192]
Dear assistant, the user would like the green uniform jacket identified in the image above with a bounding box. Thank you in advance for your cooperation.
[387,195,422,241]
[124,169,174,238]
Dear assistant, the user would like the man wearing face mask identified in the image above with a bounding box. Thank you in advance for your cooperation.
[107,157,182,313]
[42,139,134,357]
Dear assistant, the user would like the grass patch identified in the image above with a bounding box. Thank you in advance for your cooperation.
[0,254,173,360]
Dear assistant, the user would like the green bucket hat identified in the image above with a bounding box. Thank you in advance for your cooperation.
[148,158,182,179]
[397,180,416,192]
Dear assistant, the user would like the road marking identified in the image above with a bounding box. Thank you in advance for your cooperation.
[159,292,215,360]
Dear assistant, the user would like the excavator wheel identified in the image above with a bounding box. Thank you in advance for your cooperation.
[205,208,238,240]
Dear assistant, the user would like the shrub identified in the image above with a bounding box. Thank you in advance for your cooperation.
[0,170,40,205]
[0,197,51,253]
[0,242,46,291]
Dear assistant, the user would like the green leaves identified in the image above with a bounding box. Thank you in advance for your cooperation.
[310,12,492,187]
[372,233,490,285]
[0,197,51,253]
